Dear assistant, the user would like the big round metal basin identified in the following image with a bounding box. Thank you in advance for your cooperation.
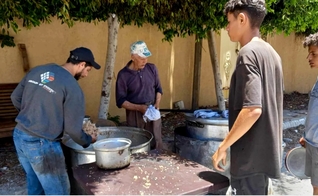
[62,126,153,166]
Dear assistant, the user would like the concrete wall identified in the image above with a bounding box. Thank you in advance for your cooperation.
[1,18,315,122]
[219,29,237,99]
[0,19,201,122]
[199,30,237,106]
[267,33,318,94]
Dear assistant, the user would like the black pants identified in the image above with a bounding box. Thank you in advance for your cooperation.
[230,174,269,195]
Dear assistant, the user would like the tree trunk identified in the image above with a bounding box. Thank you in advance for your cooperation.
[98,14,119,119]
[207,30,226,111]
[192,35,202,110]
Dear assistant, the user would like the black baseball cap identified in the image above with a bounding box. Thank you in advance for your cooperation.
[70,47,101,69]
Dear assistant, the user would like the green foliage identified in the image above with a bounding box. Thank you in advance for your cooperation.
[151,0,228,41]
[2,0,318,47]
[262,0,318,36]
[0,0,71,31]
[0,34,15,47]
[0,0,72,47]
[107,113,120,125]
[0,29,15,47]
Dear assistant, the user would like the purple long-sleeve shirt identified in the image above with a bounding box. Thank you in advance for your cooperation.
[116,61,163,108]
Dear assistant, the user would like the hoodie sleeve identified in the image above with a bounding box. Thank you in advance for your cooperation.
[63,85,92,148]
[11,76,27,112]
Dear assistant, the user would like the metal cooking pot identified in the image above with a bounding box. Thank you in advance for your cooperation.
[62,126,153,167]
[184,113,229,141]
[93,138,132,170]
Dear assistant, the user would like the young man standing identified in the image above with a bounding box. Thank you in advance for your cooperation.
[300,32,318,195]
[11,47,100,195]
[212,0,284,195]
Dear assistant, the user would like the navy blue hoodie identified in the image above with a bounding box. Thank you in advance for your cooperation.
[11,63,92,148]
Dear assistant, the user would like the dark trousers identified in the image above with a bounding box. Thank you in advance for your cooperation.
[126,109,162,149]
[230,174,269,195]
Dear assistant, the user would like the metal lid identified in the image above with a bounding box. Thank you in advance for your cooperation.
[285,147,310,179]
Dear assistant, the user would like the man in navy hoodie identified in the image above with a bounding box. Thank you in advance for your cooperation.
[11,47,100,195]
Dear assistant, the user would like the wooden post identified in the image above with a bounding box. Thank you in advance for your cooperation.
[18,43,30,72]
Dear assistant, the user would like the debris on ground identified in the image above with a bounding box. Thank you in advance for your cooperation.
[0,92,310,195]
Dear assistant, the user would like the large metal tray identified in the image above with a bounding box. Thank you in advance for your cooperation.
[62,126,153,166]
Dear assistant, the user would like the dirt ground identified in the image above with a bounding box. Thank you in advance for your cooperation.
[0,137,26,195]
[0,91,309,195]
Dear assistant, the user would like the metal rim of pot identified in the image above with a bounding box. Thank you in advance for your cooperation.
[93,138,132,170]
[97,126,153,150]
[93,138,132,152]
[183,113,229,141]
[184,113,228,126]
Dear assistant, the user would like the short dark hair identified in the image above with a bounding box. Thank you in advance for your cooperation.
[66,56,91,67]
[303,32,318,48]
[223,0,266,29]
[66,57,81,65]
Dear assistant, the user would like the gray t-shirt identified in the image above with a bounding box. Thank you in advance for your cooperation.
[228,39,284,179]
[304,78,318,147]
[11,63,92,148]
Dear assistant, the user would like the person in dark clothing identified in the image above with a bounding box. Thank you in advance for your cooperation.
[212,0,284,195]
[11,47,100,195]
[116,41,163,149]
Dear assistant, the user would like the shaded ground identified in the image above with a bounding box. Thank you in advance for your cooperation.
[0,91,310,195]
[0,137,26,195]
[283,91,309,110]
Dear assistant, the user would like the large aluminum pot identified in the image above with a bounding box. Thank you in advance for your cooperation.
[62,126,153,166]
[93,138,132,169]
[184,113,229,141]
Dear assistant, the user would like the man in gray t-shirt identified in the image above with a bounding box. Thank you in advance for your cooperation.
[212,0,284,195]
[300,33,318,195]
